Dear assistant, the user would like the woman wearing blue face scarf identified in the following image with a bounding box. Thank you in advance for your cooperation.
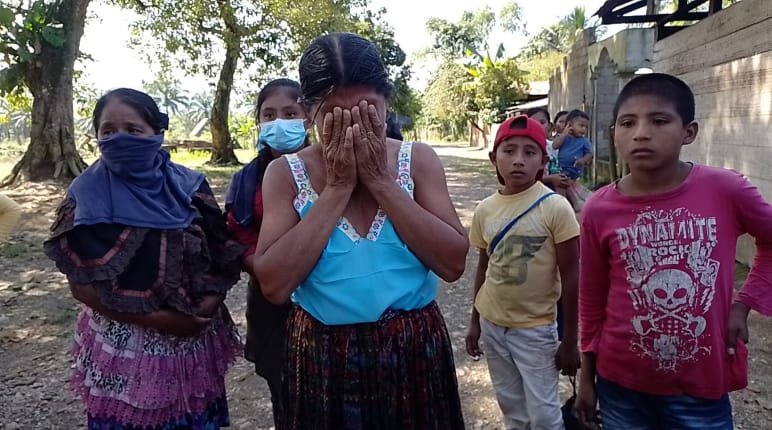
[44,88,244,430]
[224,78,310,426]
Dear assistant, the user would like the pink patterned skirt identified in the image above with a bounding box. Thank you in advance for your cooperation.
[71,306,243,428]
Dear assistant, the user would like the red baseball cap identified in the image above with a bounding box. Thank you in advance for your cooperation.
[493,115,547,154]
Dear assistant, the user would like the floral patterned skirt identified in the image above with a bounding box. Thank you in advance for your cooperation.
[72,307,242,429]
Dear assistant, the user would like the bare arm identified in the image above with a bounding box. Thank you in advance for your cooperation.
[251,160,353,304]
[470,248,488,325]
[734,171,772,316]
[367,142,469,281]
[465,248,488,357]
[556,236,579,344]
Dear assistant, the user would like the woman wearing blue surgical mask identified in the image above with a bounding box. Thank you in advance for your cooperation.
[44,88,244,429]
[224,78,310,427]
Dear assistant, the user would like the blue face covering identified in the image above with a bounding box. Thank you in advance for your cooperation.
[68,133,205,229]
[258,118,307,153]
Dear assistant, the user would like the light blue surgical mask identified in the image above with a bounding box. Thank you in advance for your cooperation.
[258,118,307,153]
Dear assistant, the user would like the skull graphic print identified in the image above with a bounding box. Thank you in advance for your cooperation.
[617,208,719,373]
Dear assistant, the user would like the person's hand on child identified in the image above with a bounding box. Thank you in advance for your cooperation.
[556,173,571,188]
[727,301,750,356]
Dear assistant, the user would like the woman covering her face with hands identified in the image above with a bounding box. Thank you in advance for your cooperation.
[252,32,468,429]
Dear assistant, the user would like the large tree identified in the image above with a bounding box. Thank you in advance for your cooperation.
[0,0,90,185]
[121,0,407,165]
[120,0,282,165]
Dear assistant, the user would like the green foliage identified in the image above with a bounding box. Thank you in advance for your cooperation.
[119,0,280,77]
[228,112,255,149]
[0,90,32,143]
[120,0,415,147]
[466,57,528,124]
[422,61,474,139]
[388,65,421,126]
[426,7,496,60]
[0,1,68,95]
[499,1,525,35]
[422,2,528,133]
[517,7,594,61]
[516,51,566,81]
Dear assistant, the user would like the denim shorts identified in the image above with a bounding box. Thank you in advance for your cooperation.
[596,375,733,430]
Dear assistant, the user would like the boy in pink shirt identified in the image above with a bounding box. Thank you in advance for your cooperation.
[575,73,772,429]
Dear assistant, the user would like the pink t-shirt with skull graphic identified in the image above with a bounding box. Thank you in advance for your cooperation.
[580,164,772,399]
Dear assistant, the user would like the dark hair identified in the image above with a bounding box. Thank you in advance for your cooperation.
[566,109,590,123]
[526,107,551,122]
[92,88,169,134]
[255,78,302,119]
[554,110,568,122]
[386,113,403,140]
[613,73,695,124]
[298,32,393,107]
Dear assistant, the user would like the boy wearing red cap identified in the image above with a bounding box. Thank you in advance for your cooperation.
[465,115,581,429]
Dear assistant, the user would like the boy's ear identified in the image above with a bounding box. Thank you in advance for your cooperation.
[683,121,699,146]
[488,150,497,166]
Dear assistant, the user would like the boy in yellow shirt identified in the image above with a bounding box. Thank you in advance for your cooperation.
[465,115,581,430]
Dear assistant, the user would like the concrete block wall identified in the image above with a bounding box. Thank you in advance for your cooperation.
[652,0,772,265]
[548,30,595,114]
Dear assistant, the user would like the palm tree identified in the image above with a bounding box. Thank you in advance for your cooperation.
[144,76,190,116]
[557,7,587,51]
[181,92,213,135]
[187,92,213,125]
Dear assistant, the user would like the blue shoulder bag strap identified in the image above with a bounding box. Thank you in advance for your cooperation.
[488,192,557,255]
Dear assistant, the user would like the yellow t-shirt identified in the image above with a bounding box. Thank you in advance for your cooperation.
[469,182,579,328]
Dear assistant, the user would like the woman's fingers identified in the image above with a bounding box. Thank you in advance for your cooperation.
[321,112,333,147]
[367,104,385,138]
[331,107,343,148]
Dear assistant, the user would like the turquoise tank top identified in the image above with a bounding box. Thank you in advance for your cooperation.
[284,142,438,325]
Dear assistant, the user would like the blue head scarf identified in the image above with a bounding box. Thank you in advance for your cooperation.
[68,133,205,229]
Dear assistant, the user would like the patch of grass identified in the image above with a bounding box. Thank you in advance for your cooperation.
[198,165,241,184]
[170,149,255,167]
[170,150,213,167]
[169,149,255,190]
[0,240,42,259]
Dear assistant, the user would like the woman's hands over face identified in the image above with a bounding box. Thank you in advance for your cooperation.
[320,107,356,189]
[351,101,388,187]
[319,101,390,190]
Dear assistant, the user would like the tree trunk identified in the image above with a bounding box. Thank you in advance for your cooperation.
[2,0,90,186]
[208,30,240,166]
[470,120,489,149]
